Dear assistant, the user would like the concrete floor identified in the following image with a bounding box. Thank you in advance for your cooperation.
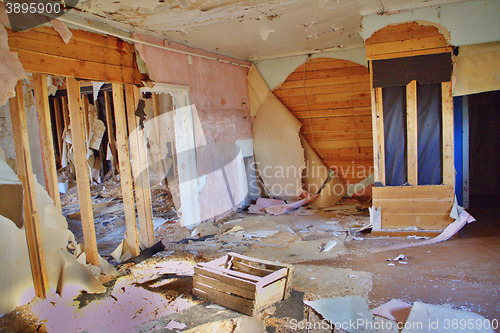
[301,196,500,322]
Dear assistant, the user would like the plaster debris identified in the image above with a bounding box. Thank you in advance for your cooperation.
[371,299,412,323]
[50,19,73,44]
[0,24,27,106]
[304,296,376,333]
[402,302,494,333]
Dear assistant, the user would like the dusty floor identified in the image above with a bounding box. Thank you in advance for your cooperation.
[0,185,498,332]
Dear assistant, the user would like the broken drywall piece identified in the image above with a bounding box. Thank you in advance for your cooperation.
[0,157,107,313]
[92,82,105,101]
[402,302,494,333]
[372,199,475,253]
[0,24,27,106]
[369,206,381,231]
[304,296,376,333]
[58,250,106,297]
[88,117,106,150]
[50,19,72,44]
[164,320,186,330]
[252,90,305,200]
[371,299,413,323]
[248,198,286,214]
[321,239,338,252]
[265,191,319,215]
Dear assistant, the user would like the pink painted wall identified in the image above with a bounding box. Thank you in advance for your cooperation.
[133,34,252,224]
[133,34,252,143]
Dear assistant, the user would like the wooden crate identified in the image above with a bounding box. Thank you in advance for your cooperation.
[192,252,293,316]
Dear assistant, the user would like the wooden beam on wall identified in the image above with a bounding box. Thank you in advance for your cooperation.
[52,97,64,160]
[369,60,381,183]
[406,80,418,185]
[125,84,155,247]
[9,81,49,298]
[104,91,118,173]
[66,77,100,266]
[111,83,140,257]
[32,73,61,212]
[375,87,386,185]
[442,81,454,186]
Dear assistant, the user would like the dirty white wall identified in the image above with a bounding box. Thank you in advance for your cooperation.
[360,0,500,46]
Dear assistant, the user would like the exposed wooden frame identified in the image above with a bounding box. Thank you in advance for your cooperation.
[103,91,118,172]
[32,73,62,212]
[369,60,381,183]
[375,87,386,185]
[441,81,454,185]
[66,77,100,266]
[406,80,418,185]
[111,83,140,257]
[9,81,49,297]
[52,97,64,158]
[125,84,155,247]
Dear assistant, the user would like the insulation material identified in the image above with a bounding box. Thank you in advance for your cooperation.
[0,154,108,313]
[265,191,319,215]
[0,24,27,106]
[452,42,500,96]
[50,19,73,44]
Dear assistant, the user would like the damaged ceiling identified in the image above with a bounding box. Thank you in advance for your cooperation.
[74,0,467,60]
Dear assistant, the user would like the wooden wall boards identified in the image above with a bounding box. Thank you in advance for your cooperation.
[273,58,372,184]
[366,22,455,232]
[7,27,144,84]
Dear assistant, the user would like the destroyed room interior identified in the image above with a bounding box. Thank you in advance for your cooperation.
[0,0,499,332]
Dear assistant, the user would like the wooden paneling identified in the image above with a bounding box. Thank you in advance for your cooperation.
[365,22,451,60]
[7,27,144,84]
[373,185,454,230]
[273,58,373,183]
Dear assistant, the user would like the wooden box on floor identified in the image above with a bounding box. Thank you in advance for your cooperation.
[193,252,293,316]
